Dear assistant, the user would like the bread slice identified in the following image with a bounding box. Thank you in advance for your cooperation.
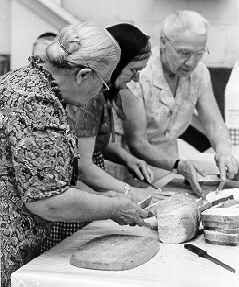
[201,202,239,224]
[204,229,239,246]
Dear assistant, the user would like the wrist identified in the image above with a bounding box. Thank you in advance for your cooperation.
[109,197,120,219]
[215,143,232,154]
[124,153,136,168]
[121,182,131,196]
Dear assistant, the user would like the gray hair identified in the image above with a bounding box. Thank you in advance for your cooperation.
[161,10,208,40]
[46,22,121,78]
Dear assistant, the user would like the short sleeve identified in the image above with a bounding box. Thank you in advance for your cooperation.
[6,94,75,203]
[66,94,104,138]
[119,82,146,119]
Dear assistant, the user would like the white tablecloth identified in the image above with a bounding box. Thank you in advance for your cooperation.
[11,149,239,287]
[12,218,239,287]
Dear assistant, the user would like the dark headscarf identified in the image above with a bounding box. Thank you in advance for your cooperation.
[97,24,151,144]
[106,23,151,86]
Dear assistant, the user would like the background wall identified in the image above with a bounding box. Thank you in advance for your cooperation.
[63,0,239,68]
[11,0,56,68]
[0,0,239,68]
[0,0,11,54]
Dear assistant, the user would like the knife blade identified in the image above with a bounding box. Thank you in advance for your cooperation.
[199,194,234,212]
[142,179,160,189]
[184,244,236,273]
[138,196,152,209]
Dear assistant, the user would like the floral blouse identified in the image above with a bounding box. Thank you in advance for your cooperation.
[66,91,112,152]
[0,57,79,287]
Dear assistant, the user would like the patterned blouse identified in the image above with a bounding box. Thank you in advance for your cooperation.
[66,91,112,152]
[0,57,80,287]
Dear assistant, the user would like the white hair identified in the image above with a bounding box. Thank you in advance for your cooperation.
[161,10,208,39]
[46,22,121,78]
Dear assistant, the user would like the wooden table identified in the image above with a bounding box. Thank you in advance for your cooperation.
[12,185,239,287]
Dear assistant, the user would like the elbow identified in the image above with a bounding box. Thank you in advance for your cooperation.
[25,200,64,222]
[127,136,148,153]
[77,158,93,178]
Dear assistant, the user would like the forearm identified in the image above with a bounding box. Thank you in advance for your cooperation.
[205,122,232,154]
[191,115,206,135]
[25,187,117,222]
[129,138,177,170]
[103,142,134,165]
[78,160,127,193]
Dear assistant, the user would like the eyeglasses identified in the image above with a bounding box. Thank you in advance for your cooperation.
[163,34,209,61]
[66,61,110,91]
[92,68,110,91]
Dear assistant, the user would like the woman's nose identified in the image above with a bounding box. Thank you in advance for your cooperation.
[184,53,200,66]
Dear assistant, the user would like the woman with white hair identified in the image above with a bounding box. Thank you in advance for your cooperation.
[0,22,149,287]
[41,22,159,254]
[121,10,239,196]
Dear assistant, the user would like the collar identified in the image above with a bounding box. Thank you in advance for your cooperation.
[150,46,191,92]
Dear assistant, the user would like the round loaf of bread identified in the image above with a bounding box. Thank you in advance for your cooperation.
[156,193,199,243]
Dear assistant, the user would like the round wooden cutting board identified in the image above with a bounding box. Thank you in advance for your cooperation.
[70,234,160,271]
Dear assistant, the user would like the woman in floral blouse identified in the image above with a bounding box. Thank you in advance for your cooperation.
[0,22,150,287]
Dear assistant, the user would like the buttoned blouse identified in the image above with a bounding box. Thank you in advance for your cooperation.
[118,47,212,157]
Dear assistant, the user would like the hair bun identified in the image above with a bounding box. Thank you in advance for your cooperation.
[46,40,68,67]
[45,23,120,74]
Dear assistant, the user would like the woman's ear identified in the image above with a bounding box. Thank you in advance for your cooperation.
[75,68,92,85]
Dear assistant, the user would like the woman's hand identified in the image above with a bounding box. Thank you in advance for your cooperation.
[110,196,150,226]
[125,156,154,183]
[177,160,206,197]
[215,152,239,180]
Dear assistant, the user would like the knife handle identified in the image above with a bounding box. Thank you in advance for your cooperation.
[184,244,207,257]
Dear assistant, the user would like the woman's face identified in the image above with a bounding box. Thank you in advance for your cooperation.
[114,58,149,89]
[161,32,207,76]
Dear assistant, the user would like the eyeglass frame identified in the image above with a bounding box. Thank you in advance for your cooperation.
[162,33,209,62]
[65,61,110,91]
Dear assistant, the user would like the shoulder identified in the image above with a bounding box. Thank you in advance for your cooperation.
[140,46,160,79]
[66,92,105,138]
[0,67,66,129]
[126,48,161,99]
[0,65,62,108]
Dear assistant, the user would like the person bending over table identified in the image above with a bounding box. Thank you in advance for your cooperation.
[0,23,150,287]
[68,23,154,193]
[46,23,161,252]
[116,11,239,197]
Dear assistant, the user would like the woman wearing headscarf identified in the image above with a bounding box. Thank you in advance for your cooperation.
[101,23,152,180]
[67,23,153,195]
[0,22,150,287]
[45,23,157,252]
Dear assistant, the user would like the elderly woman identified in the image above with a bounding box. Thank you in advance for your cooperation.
[42,23,157,253]
[101,24,153,180]
[67,23,153,195]
[117,11,239,196]
[0,23,150,287]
